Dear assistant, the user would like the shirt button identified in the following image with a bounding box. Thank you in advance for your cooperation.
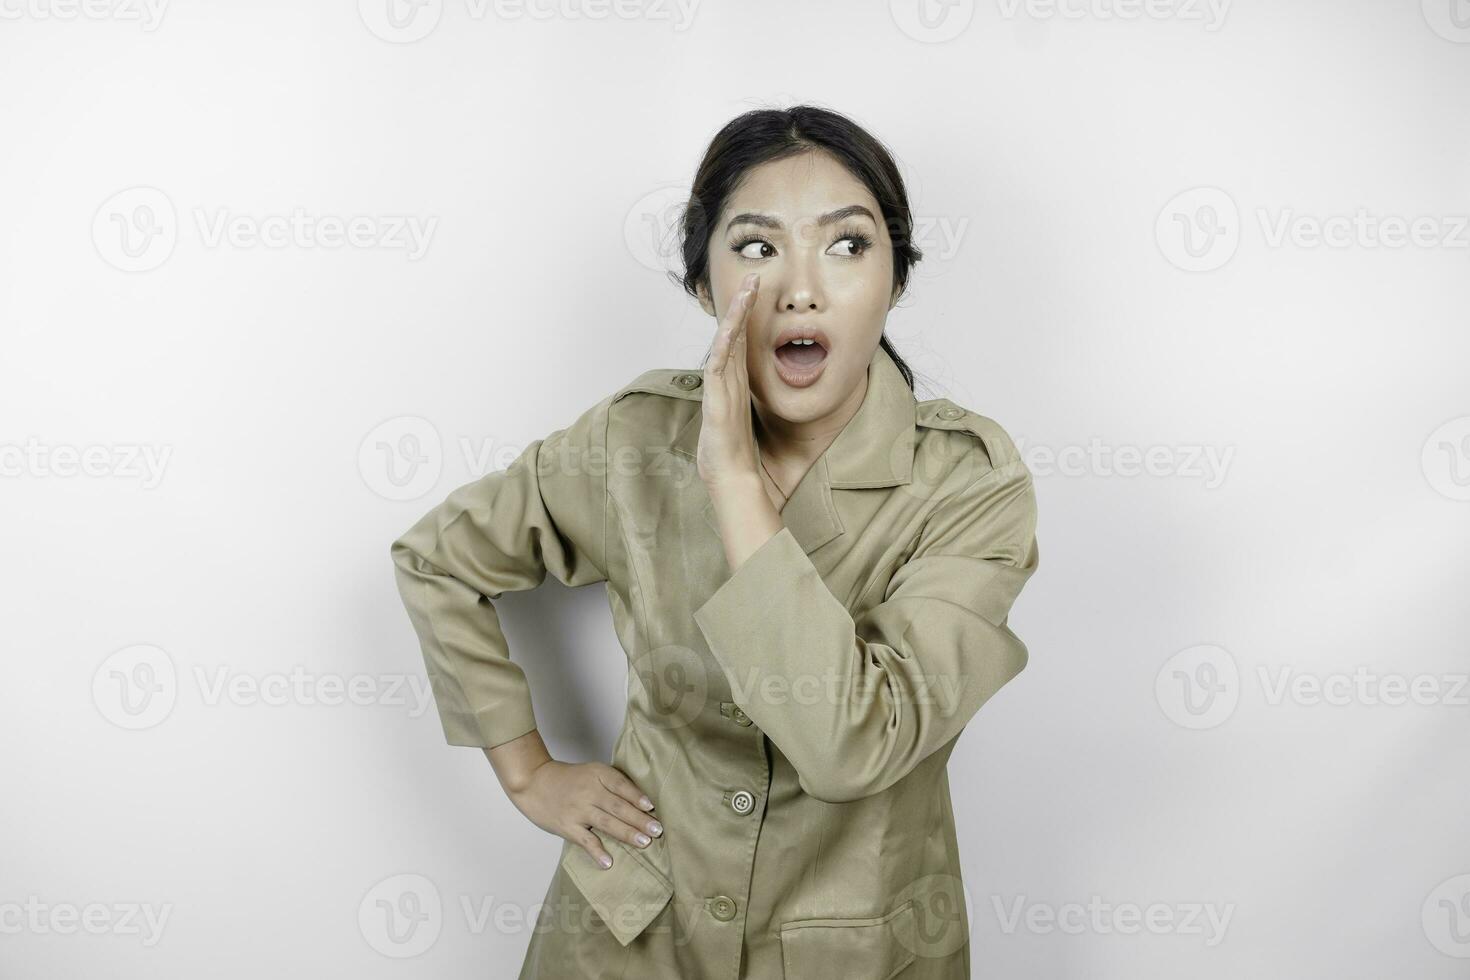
[729,790,755,815]
[709,895,737,921]
[721,701,753,727]
[938,406,965,420]
[672,373,702,390]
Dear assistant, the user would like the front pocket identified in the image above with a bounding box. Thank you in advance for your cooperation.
[779,899,917,980]
[559,831,674,948]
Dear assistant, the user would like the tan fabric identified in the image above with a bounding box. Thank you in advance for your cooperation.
[390,343,1040,979]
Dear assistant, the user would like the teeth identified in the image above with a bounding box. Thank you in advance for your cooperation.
[788,338,817,345]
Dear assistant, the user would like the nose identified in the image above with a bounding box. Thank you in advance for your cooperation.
[775,246,824,314]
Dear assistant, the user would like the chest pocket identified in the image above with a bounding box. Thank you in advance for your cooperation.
[559,832,674,947]
[779,900,917,979]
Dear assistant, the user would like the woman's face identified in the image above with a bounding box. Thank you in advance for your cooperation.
[698,150,897,427]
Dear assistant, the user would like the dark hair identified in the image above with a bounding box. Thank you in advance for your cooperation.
[674,104,922,391]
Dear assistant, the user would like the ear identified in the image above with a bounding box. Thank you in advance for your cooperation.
[696,279,716,317]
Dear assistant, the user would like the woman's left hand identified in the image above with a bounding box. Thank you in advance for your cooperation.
[696,272,762,495]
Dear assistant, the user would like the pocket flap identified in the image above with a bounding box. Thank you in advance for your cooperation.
[559,832,674,947]
[779,900,917,980]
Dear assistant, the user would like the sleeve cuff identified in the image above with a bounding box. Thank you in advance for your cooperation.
[692,525,818,677]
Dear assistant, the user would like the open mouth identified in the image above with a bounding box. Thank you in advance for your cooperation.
[774,338,826,370]
[771,333,830,388]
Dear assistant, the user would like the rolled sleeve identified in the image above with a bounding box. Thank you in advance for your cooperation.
[692,458,1039,803]
[390,394,612,749]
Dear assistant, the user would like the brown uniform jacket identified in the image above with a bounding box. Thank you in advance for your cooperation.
[390,343,1040,979]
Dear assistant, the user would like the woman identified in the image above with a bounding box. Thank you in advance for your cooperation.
[390,105,1040,979]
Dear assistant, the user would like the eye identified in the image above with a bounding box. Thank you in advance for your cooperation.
[730,236,775,260]
[827,230,875,258]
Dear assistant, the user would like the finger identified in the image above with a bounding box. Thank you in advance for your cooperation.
[588,806,654,849]
[711,274,758,378]
[596,794,664,840]
[572,826,613,869]
[596,766,655,812]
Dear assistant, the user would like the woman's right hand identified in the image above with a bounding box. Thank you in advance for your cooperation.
[504,757,664,869]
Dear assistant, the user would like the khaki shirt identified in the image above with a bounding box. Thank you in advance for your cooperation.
[390,343,1040,980]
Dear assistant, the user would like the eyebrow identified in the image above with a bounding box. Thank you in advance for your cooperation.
[724,204,877,234]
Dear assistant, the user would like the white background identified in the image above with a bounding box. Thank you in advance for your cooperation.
[2,1,1468,977]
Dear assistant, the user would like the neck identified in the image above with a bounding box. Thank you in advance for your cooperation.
[752,370,870,471]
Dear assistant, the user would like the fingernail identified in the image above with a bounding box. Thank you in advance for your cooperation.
[639,796,654,810]
[635,833,651,846]
[648,821,663,837]
[599,855,612,869]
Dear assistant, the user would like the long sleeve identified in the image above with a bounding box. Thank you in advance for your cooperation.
[390,393,613,749]
[691,456,1039,803]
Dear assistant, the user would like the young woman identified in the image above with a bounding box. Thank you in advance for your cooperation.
[391,105,1040,980]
